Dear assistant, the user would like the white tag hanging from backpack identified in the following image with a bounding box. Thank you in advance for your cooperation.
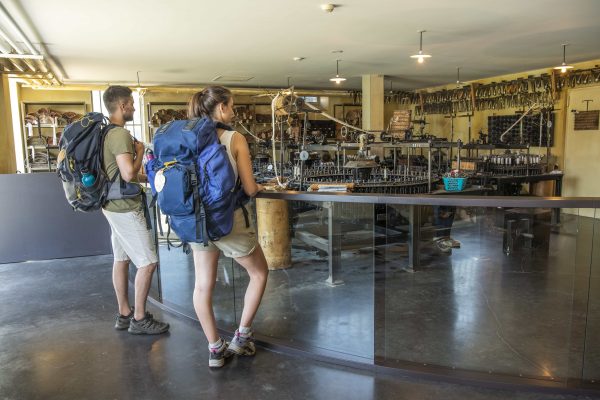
[154,170,166,193]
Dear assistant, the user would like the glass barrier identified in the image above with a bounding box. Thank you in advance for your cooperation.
[150,194,600,389]
[376,205,592,385]
[233,200,375,361]
[583,208,600,384]
[155,206,237,331]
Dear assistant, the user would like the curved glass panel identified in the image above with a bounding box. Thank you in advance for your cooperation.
[148,193,600,389]
[583,208,600,386]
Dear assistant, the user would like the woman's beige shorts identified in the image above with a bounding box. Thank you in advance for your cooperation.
[190,208,257,258]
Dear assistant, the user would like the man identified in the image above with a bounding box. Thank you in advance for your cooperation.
[101,86,169,335]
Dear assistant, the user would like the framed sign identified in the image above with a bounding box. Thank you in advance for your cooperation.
[574,110,600,131]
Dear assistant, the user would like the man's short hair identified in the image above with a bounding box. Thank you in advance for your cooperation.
[103,86,132,114]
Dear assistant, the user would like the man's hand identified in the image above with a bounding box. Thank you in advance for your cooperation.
[138,169,148,183]
[134,141,145,159]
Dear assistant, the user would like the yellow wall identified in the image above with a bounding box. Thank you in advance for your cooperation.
[383,59,600,170]
[19,87,93,106]
[563,86,600,216]
[0,76,17,174]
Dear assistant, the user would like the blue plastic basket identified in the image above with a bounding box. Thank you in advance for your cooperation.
[442,177,468,192]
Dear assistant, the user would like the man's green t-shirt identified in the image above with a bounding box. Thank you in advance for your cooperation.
[102,126,142,213]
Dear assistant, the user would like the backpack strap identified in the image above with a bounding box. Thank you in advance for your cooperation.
[240,204,250,228]
[156,120,174,135]
[140,190,152,230]
[165,216,184,250]
[234,178,250,228]
[153,201,164,236]
[215,121,232,130]
[190,164,209,246]
[105,127,144,201]
[183,118,231,132]
[183,118,201,131]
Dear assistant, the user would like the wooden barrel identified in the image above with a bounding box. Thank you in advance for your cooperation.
[256,198,291,270]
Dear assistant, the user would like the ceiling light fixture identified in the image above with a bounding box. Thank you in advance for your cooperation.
[410,30,432,64]
[293,57,305,61]
[136,71,145,93]
[456,67,462,87]
[554,44,574,73]
[329,59,346,84]
[321,4,336,13]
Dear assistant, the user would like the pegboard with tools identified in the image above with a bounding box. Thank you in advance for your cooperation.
[488,114,554,147]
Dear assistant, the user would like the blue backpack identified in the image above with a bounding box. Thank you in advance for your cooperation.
[146,117,248,247]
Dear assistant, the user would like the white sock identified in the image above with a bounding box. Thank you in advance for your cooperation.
[209,338,223,349]
[238,326,251,335]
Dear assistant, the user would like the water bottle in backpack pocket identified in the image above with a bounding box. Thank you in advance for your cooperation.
[156,162,194,216]
[61,169,110,212]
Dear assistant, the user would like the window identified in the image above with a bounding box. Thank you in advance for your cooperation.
[301,96,319,104]
[92,89,144,141]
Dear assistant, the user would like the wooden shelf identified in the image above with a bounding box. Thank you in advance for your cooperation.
[21,101,86,174]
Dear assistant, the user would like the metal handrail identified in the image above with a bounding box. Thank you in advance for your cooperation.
[257,190,600,208]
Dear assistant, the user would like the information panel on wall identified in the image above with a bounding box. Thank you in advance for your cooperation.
[574,110,600,131]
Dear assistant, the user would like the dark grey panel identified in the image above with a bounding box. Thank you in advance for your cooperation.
[0,173,111,263]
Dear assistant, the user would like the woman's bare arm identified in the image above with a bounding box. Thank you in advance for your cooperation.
[232,132,263,197]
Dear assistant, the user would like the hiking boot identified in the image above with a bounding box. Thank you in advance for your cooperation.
[227,329,256,356]
[209,339,231,368]
[448,237,461,248]
[115,309,134,330]
[434,238,452,253]
[128,312,169,335]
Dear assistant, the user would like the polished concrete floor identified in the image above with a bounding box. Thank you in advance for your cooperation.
[1,255,598,400]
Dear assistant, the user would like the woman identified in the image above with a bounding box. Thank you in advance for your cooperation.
[188,86,268,368]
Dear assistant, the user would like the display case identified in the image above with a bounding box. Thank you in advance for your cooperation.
[21,102,87,173]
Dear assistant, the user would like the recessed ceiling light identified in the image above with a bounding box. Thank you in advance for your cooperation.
[293,57,305,62]
[212,75,254,82]
[331,50,343,54]
[321,4,336,13]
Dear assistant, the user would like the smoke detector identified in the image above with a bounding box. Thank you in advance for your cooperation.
[321,4,336,13]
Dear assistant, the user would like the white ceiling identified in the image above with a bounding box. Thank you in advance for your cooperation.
[5,0,600,90]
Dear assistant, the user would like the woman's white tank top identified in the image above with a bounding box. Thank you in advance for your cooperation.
[219,130,238,181]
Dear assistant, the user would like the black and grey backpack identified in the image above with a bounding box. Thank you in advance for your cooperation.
[57,112,141,212]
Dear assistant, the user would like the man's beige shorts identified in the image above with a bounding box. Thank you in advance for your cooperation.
[190,208,257,258]
[102,208,158,268]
